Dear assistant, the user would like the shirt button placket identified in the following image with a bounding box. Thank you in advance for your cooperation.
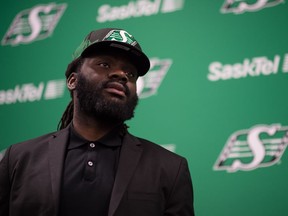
[84,142,97,181]
[88,143,95,167]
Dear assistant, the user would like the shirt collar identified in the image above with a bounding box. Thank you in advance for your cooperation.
[68,123,124,150]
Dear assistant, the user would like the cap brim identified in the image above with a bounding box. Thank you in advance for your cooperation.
[81,41,150,76]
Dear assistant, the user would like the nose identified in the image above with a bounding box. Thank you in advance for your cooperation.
[108,70,128,83]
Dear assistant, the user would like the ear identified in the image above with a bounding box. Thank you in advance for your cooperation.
[67,72,77,91]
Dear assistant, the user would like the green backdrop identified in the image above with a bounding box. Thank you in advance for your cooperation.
[1,0,288,215]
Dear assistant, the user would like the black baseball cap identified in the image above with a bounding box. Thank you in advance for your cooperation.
[72,28,150,76]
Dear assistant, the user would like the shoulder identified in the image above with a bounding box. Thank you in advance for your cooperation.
[127,133,187,163]
[8,128,68,154]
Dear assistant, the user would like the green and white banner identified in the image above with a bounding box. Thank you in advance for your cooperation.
[1,1,288,215]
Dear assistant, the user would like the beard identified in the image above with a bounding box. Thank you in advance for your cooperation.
[75,72,138,123]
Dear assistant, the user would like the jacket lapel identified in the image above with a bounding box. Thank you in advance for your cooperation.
[108,133,143,216]
[48,128,70,213]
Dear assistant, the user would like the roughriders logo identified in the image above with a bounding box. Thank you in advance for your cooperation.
[96,0,184,23]
[137,58,172,98]
[105,30,137,46]
[2,3,66,46]
[214,124,288,172]
[221,0,284,14]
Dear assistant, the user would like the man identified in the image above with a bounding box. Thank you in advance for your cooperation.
[0,28,194,216]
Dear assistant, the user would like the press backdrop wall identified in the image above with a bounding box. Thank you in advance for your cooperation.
[1,1,288,216]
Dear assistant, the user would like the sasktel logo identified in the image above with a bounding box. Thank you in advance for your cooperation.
[1,3,66,46]
[0,58,172,105]
[0,80,66,105]
[214,124,288,172]
[96,0,184,23]
[221,0,284,14]
[208,53,288,81]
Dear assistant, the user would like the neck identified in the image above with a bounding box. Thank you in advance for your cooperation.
[72,111,122,141]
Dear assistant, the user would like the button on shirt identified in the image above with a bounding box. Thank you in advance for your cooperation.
[59,124,124,216]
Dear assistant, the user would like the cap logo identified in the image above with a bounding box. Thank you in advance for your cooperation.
[104,30,138,46]
[72,29,141,60]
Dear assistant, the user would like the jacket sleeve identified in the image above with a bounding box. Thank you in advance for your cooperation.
[0,147,11,216]
[164,158,195,216]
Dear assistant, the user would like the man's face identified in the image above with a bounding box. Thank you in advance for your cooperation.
[74,52,139,122]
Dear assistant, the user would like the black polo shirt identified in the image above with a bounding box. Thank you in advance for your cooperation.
[59,124,124,216]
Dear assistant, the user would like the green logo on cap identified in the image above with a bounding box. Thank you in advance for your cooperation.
[105,30,137,46]
[72,29,138,60]
[72,39,92,59]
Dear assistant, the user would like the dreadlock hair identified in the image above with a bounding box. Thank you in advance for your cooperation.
[57,57,82,130]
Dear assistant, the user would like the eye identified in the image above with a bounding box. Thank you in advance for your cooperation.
[99,62,109,68]
[125,71,135,78]
[123,66,138,79]
[125,71,138,79]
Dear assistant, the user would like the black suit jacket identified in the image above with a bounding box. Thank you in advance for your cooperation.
[0,127,194,216]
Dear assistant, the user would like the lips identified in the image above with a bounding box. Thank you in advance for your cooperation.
[105,82,127,97]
